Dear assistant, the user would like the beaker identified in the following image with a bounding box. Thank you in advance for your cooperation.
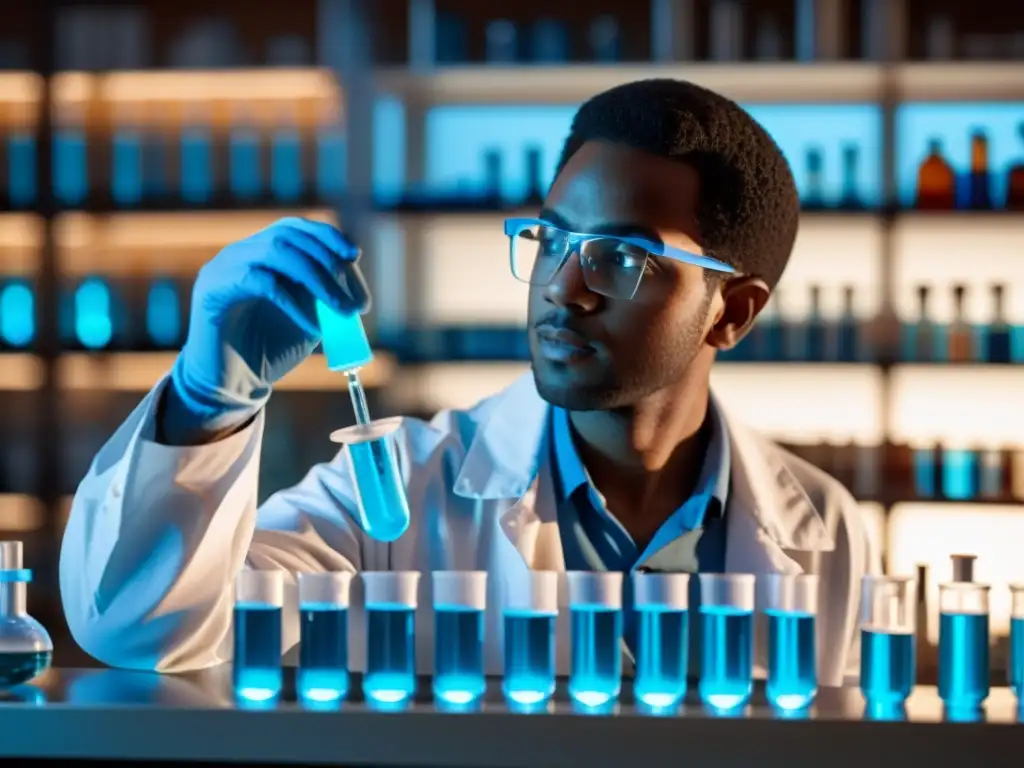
[566,571,623,710]
[764,573,819,712]
[298,571,353,706]
[432,571,487,708]
[330,418,410,543]
[698,573,755,712]
[938,581,990,711]
[0,541,52,688]
[859,574,916,707]
[502,570,558,710]
[632,571,689,709]
[233,569,285,704]
[362,571,420,708]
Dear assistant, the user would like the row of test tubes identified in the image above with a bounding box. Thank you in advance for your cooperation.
[234,569,820,714]
[864,575,1024,715]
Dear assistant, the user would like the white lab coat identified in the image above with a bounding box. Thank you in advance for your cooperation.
[61,372,879,685]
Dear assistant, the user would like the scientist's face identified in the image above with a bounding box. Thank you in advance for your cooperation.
[527,140,724,410]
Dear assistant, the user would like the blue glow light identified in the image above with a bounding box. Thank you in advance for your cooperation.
[0,282,34,346]
[73,278,113,349]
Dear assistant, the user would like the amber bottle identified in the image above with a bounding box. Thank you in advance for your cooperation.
[1006,124,1024,211]
[968,130,992,210]
[915,139,956,210]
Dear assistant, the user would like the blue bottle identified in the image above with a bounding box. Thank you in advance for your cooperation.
[1009,613,1024,701]
[941,447,977,500]
[316,108,346,201]
[912,445,938,498]
[271,116,303,203]
[229,119,263,203]
[74,278,114,349]
[146,279,181,348]
[860,628,915,706]
[111,118,144,206]
[53,127,88,207]
[0,281,34,347]
[180,120,213,205]
[766,610,817,711]
[938,607,990,711]
[6,130,35,208]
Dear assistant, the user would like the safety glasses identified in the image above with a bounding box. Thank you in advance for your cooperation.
[504,217,735,300]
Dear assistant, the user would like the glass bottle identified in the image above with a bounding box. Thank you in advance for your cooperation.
[915,139,956,210]
[524,145,544,206]
[806,284,825,361]
[977,446,1005,500]
[1006,124,1024,211]
[967,130,992,211]
[588,15,621,63]
[947,285,974,363]
[804,148,825,210]
[909,285,935,363]
[987,284,1012,363]
[840,144,862,210]
[836,285,860,362]
[0,541,53,688]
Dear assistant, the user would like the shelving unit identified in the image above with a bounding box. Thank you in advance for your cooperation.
[1,0,1023,667]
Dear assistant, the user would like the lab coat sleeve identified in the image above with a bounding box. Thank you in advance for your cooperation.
[60,376,364,674]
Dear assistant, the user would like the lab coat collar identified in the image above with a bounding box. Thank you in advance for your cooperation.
[453,372,834,555]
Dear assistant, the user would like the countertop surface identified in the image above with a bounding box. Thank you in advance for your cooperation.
[0,667,1021,767]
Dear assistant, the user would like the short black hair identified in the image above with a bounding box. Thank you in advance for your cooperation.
[555,79,799,290]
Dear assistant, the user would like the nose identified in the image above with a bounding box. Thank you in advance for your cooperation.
[543,249,601,313]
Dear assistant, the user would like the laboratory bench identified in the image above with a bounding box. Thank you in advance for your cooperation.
[0,668,1021,768]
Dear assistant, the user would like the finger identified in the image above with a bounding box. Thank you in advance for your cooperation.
[263,240,363,316]
[272,229,371,313]
[280,218,360,261]
[242,266,320,338]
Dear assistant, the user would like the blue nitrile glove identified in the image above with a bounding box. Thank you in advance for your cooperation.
[167,217,370,436]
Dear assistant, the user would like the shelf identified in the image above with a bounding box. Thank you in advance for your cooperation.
[0,494,46,532]
[889,364,1024,445]
[892,213,1024,323]
[0,353,44,391]
[54,352,395,392]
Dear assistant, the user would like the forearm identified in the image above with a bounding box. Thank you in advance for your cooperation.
[157,371,261,447]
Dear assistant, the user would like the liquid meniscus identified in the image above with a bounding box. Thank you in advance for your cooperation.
[766,609,817,711]
[938,611,990,710]
[364,605,416,707]
[503,611,556,709]
[699,606,754,712]
[634,609,688,709]
[0,650,51,688]
[433,606,486,707]
[298,604,349,704]
[233,604,283,703]
[860,628,915,706]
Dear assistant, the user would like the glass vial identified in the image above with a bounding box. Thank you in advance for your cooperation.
[698,573,755,712]
[233,570,285,705]
[298,571,353,707]
[860,575,916,709]
[764,574,819,712]
[633,571,690,710]
[502,570,558,711]
[0,541,53,688]
[432,571,487,709]
[362,571,420,709]
[986,284,1012,363]
[947,285,974,362]
[937,582,990,712]
[566,571,623,711]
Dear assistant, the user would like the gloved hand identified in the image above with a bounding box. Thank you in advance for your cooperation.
[166,217,370,437]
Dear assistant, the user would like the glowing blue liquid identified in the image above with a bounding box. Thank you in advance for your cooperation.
[938,611,990,710]
[0,651,51,688]
[74,278,113,349]
[111,131,143,205]
[180,129,213,204]
[232,604,283,703]
[568,607,622,709]
[766,610,817,711]
[913,449,937,498]
[317,129,347,198]
[433,607,485,706]
[634,609,688,708]
[364,606,416,707]
[860,629,915,706]
[7,133,35,207]
[298,605,349,704]
[699,606,754,711]
[1009,617,1024,701]
[229,131,263,201]
[53,129,88,206]
[146,280,181,347]
[502,611,556,708]
[316,302,373,371]
[0,282,34,347]
[347,437,410,543]
[941,450,977,501]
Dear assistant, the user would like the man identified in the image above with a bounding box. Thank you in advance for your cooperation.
[61,79,878,683]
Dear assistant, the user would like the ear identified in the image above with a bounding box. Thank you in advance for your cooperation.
[705,276,771,351]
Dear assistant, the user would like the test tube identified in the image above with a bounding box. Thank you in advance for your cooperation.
[859,575,916,707]
[764,574,819,712]
[1008,584,1024,703]
[632,571,690,709]
[330,418,411,543]
[698,573,755,712]
[938,582,990,711]
[432,571,487,708]
[502,570,558,710]
[566,571,623,710]
[362,571,420,708]
[233,570,285,704]
[298,571,353,706]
